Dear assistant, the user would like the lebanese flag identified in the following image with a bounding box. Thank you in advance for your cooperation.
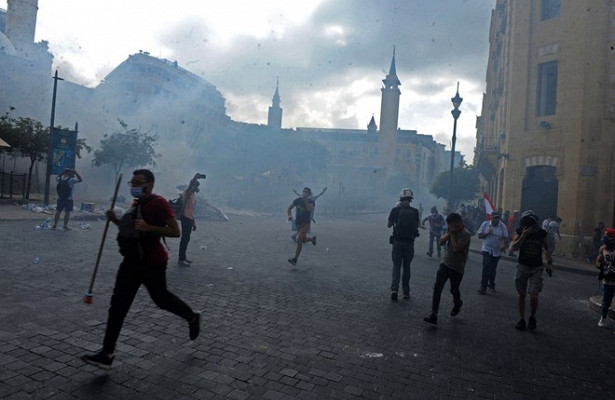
[483,192,495,220]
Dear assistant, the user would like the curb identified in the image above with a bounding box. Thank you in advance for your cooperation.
[588,295,615,319]
[468,249,596,276]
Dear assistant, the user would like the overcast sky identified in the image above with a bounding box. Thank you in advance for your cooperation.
[2,0,495,161]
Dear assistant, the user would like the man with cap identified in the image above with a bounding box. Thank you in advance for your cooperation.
[387,188,420,301]
[510,210,553,331]
[476,211,509,294]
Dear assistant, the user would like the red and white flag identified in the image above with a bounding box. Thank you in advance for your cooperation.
[483,192,495,220]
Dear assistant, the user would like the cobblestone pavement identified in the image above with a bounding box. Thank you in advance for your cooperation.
[1,208,614,399]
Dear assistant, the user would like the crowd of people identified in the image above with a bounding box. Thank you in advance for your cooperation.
[47,168,611,369]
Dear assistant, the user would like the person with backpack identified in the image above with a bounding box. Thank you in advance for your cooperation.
[387,188,420,301]
[52,168,82,230]
[177,173,205,267]
[510,210,553,331]
[81,169,200,370]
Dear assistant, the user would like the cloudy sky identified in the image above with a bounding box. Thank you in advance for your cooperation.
[3,0,495,161]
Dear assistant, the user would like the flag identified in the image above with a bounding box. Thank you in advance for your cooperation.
[483,192,495,220]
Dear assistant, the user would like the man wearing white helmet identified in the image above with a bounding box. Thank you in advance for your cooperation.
[387,188,420,301]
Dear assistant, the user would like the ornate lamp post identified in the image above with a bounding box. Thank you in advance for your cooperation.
[448,82,462,210]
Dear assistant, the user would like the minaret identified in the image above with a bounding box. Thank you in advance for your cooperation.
[379,48,401,167]
[5,0,38,53]
[367,115,378,132]
[267,78,283,129]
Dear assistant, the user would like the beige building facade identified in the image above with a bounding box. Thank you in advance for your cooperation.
[475,0,615,256]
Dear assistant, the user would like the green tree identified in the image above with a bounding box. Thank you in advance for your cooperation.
[92,119,159,182]
[0,109,91,199]
[430,164,480,210]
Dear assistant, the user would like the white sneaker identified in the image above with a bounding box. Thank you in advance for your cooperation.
[598,317,608,327]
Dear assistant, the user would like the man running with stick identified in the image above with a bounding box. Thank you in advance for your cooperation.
[81,169,200,369]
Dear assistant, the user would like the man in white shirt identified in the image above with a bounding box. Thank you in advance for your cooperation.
[477,211,509,294]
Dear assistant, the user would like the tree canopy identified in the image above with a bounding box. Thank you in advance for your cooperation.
[430,164,480,210]
[92,119,159,182]
[0,109,91,199]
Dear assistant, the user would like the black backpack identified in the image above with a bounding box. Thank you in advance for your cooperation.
[393,206,420,242]
[168,195,183,217]
[56,179,71,199]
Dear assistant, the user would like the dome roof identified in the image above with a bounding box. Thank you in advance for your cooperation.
[0,31,16,55]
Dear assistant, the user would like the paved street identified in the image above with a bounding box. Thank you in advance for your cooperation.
[1,209,613,399]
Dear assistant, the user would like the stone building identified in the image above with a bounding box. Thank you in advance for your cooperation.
[271,52,457,207]
[474,0,615,256]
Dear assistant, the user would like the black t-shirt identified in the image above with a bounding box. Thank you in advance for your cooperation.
[516,227,547,267]
[293,197,314,226]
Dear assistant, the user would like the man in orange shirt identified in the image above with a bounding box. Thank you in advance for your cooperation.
[178,173,203,266]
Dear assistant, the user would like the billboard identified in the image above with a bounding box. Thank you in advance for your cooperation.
[51,127,77,175]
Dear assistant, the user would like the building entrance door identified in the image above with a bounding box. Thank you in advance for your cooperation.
[521,166,558,221]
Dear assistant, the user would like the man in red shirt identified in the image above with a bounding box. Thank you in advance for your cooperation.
[81,169,200,370]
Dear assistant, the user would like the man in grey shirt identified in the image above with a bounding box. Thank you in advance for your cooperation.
[424,213,472,326]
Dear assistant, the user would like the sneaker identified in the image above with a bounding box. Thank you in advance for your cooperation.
[450,301,463,317]
[403,292,410,300]
[51,225,57,230]
[391,291,398,301]
[189,312,201,340]
[311,236,317,246]
[528,317,537,331]
[288,258,297,266]
[477,287,487,295]
[184,259,193,264]
[178,260,191,267]
[423,314,438,325]
[81,351,114,370]
[489,288,497,293]
[63,226,71,231]
[598,317,608,327]
[515,318,526,331]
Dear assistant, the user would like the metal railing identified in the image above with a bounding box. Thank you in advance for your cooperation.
[0,172,26,199]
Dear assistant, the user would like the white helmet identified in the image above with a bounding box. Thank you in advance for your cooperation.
[399,188,413,200]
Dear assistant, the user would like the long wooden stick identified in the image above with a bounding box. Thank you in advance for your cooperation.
[84,173,122,304]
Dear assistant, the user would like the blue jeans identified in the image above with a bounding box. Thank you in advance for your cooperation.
[391,241,414,295]
[428,231,442,256]
[480,252,501,290]
[601,284,615,318]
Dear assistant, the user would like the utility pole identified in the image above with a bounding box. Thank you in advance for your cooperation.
[44,70,63,206]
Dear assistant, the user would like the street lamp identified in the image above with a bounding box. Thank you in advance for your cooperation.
[448,82,462,211]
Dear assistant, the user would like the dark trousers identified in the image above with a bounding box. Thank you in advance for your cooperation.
[102,259,194,353]
[602,284,615,319]
[480,252,501,290]
[431,263,464,314]
[179,216,194,261]
[428,231,442,256]
[391,241,414,294]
